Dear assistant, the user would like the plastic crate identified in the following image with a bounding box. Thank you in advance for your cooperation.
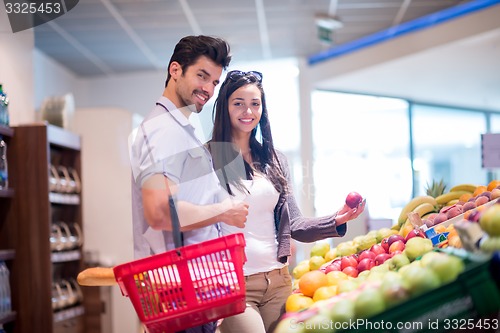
[340,254,500,333]
[113,233,246,333]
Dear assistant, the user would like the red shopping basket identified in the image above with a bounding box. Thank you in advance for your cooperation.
[113,196,247,333]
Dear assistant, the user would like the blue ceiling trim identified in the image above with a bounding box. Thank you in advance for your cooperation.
[308,0,500,65]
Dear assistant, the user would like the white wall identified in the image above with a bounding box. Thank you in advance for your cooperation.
[33,50,164,118]
[33,49,83,115]
[72,107,139,333]
[0,8,34,125]
[78,70,164,117]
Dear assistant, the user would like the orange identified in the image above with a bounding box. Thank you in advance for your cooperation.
[459,193,473,203]
[487,180,500,192]
[446,225,458,238]
[298,270,328,297]
[476,204,488,213]
[434,224,446,234]
[400,222,414,238]
[473,185,488,197]
[285,293,314,312]
[448,235,462,248]
[313,285,337,302]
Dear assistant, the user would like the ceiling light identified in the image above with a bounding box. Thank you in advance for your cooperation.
[315,14,344,31]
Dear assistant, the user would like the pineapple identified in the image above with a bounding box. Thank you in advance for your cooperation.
[425,179,447,198]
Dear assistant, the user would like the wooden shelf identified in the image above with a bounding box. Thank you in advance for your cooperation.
[0,188,14,198]
[0,125,14,138]
[51,250,81,263]
[53,305,85,323]
[47,124,80,151]
[0,311,16,325]
[0,249,15,261]
[3,123,84,333]
[49,192,80,205]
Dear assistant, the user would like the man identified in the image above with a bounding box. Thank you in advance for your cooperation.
[129,35,249,333]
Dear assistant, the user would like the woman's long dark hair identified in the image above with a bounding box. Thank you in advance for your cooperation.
[210,72,288,196]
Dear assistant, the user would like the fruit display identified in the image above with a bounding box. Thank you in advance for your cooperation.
[278,180,500,333]
[453,200,500,253]
[395,180,500,249]
[396,181,497,229]
[278,248,499,333]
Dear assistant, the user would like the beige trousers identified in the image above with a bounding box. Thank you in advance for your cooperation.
[219,266,292,333]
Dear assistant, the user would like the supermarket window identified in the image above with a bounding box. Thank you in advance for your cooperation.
[491,113,500,132]
[488,113,500,179]
[411,104,488,194]
[311,91,411,228]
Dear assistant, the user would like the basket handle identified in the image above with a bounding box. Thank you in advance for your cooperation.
[169,195,184,249]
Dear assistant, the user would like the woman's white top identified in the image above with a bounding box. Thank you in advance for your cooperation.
[220,175,285,276]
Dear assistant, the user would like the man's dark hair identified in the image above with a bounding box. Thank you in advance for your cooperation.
[165,35,231,87]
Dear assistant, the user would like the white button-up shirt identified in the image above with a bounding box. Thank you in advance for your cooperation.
[129,96,224,259]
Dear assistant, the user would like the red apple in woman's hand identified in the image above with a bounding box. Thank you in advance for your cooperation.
[345,192,362,208]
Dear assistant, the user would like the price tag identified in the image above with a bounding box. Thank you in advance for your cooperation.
[481,133,500,168]
[407,212,425,229]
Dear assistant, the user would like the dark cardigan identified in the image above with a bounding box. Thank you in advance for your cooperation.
[274,151,347,263]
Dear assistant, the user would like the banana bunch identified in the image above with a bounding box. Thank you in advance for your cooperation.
[435,184,477,207]
[397,195,438,228]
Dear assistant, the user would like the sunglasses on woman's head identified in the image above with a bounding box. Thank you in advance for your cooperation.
[227,70,263,83]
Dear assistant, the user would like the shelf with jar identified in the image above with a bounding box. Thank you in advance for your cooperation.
[0,125,13,199]
[1,123,85,333]
[0,124,15,330]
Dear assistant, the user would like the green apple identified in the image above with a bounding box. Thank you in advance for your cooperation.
[419,251,441,267]
[400,265,440,297]
[310,242,331,258]
[422,252,464,284]
[357,270,371,281]
[480,235,500,252]
[328,298,355,324]
[404,237,433,261]
[354,287,386,319]
[380,275,410,308]
[389,253,410,271]
[398,260,422,276]
[309,256,326,271]
[376,228,397,242]
[274,316,306,333]
[367,271,386,282]
[324,248,338,262]
[356,235,378,252]
[479,205,500,236]
[370,263,389,274]
[303,313,332,333]
[382,271,402,282]
[293,262,310,279]
[336,241,358,257]
[337,279,359,294]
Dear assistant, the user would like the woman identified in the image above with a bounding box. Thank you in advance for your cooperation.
[209,70,365,333]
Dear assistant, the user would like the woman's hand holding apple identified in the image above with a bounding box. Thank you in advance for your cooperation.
[335,192,366,225]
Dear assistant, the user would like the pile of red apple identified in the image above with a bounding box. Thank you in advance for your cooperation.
[321,230,426,278]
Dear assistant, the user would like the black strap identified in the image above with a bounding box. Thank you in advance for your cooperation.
[168,195,184,249]
[156,100,184,249]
